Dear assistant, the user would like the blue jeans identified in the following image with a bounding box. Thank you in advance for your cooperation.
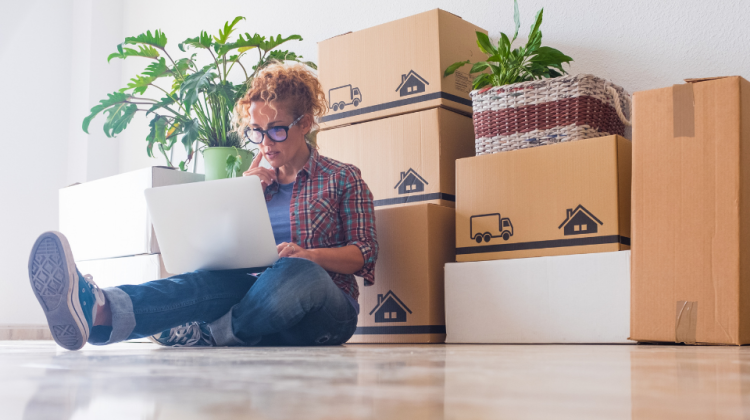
[88,258,358,346]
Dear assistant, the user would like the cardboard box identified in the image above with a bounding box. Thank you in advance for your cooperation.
[444,251,631,344]
[347,204,455,343]
[318,9,486,130]
[630,76,750,345]
[318,108,475,208]
[59,167,204,261]
[455,135,632,262]
[76,253,175,290]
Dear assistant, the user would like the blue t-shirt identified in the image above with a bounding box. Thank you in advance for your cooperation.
[266,181,360,315]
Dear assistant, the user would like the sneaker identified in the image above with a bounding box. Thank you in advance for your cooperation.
[149,322,215,347]
[28,231,105,351]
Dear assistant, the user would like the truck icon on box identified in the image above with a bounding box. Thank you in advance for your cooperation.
[470,213,514,243]
[328,85,362,111]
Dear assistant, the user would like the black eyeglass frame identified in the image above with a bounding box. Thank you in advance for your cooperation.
[244,114,304,144]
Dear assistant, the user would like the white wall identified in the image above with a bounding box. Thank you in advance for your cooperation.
[0,0,748,325]
[114,0,750,171]
[0,0,123,325]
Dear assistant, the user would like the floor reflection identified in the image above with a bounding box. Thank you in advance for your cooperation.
[4,342,750,419]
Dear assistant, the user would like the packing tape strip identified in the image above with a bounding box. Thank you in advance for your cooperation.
[675,300,698,344]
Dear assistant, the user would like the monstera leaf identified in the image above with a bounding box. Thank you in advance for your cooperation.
[125,30,168,49]
[82,92,134,135]
[107,44,159,62]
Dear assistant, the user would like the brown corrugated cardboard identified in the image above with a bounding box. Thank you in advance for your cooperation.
[318,108,475,209]
[455,135,631,262]
[630,76,750,345]
[317,9,486,130]
[348,204,455,343]
[59,167,204,261]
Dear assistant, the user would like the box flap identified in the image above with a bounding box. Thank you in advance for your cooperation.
[685,76,740,83]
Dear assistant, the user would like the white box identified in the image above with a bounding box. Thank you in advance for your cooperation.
[60,167,204,261]
[76,254,175,289]
[445,251,630,344]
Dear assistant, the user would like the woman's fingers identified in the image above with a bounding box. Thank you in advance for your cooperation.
[249,151,263,169]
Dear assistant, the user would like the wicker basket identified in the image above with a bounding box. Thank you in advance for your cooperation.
[470,74,631,155]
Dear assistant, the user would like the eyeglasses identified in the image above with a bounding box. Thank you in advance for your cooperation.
[244,115,304,144]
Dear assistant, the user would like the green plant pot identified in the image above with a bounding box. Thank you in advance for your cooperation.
[202,147,254,181]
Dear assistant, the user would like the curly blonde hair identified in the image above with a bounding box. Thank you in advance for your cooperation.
[235,63,327,148]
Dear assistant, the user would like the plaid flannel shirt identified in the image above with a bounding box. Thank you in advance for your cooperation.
[264,149,378,300]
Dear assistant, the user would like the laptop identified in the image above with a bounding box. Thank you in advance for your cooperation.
[144,175,279,274]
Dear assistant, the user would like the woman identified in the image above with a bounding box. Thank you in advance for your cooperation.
[28,63,378,350]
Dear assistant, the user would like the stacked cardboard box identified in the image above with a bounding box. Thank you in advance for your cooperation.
[630,76,750,345]
[59,166,203,286]
[317,9,484,343]
[446,135,634,343]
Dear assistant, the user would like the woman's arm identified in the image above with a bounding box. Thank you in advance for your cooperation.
[277,242,364,274]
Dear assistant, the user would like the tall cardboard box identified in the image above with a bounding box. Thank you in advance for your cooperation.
[348,204,454,343]
[318,9,486,129]
[445,251,631,344]
[455,135,632,262]
[318,108,474,208]
[59,167,204,261]
[630,76,750,345]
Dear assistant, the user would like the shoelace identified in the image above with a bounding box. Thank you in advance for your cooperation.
[166,323,212,347]
[82,274,106,306]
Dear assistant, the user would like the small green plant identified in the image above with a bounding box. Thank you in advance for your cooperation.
[444,0,573,90]
[82,17,315,171]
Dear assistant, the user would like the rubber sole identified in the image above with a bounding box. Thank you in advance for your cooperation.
[28,231,88,350]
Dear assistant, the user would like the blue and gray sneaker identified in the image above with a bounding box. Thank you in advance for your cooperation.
[28,231,104,351]
[149,322,215,347]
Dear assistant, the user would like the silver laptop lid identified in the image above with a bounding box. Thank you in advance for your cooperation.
[144,175,279,274]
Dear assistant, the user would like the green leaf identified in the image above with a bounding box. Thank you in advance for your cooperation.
[146,96,176,114]
[499,32,511,56]
[180,68,217,110]
[146,115,168,157]
[214,16,245,44]
[181,118,200,161]
[475,31,496,55]
[124,30,168,49]
[226,152,242,178]
[107,44,159,62]
[179,161,187,171]
[102,102,138,137]
[470,61,489,73]
[120,74,154,95]
[142,57,171,78]
[444,60,470,77]
[512,0,521,43]
[528,8,544,42]
[179,31,213,52]
[258,34,303,52]
[82,91,133,134]
[472,74,493,90]
[208,81,236,103]
[215,32,264,56]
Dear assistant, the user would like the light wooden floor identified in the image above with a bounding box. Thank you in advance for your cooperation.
[2,341,749,419]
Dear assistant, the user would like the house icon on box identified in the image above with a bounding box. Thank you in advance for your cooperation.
[396,70,429,97]
[394,168,428,195]
[558,205,603,236]
[370,290,412,323]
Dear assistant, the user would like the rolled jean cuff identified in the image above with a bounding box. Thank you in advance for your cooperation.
[88,287,136,345]
[208,308,253,346]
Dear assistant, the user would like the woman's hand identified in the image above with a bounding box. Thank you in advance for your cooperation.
[276,242,365,275]
[243,152,277,189]
[277,242,311,260]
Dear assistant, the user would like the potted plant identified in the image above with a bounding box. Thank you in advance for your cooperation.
[444,1,630,155]
[82,17,316,180]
